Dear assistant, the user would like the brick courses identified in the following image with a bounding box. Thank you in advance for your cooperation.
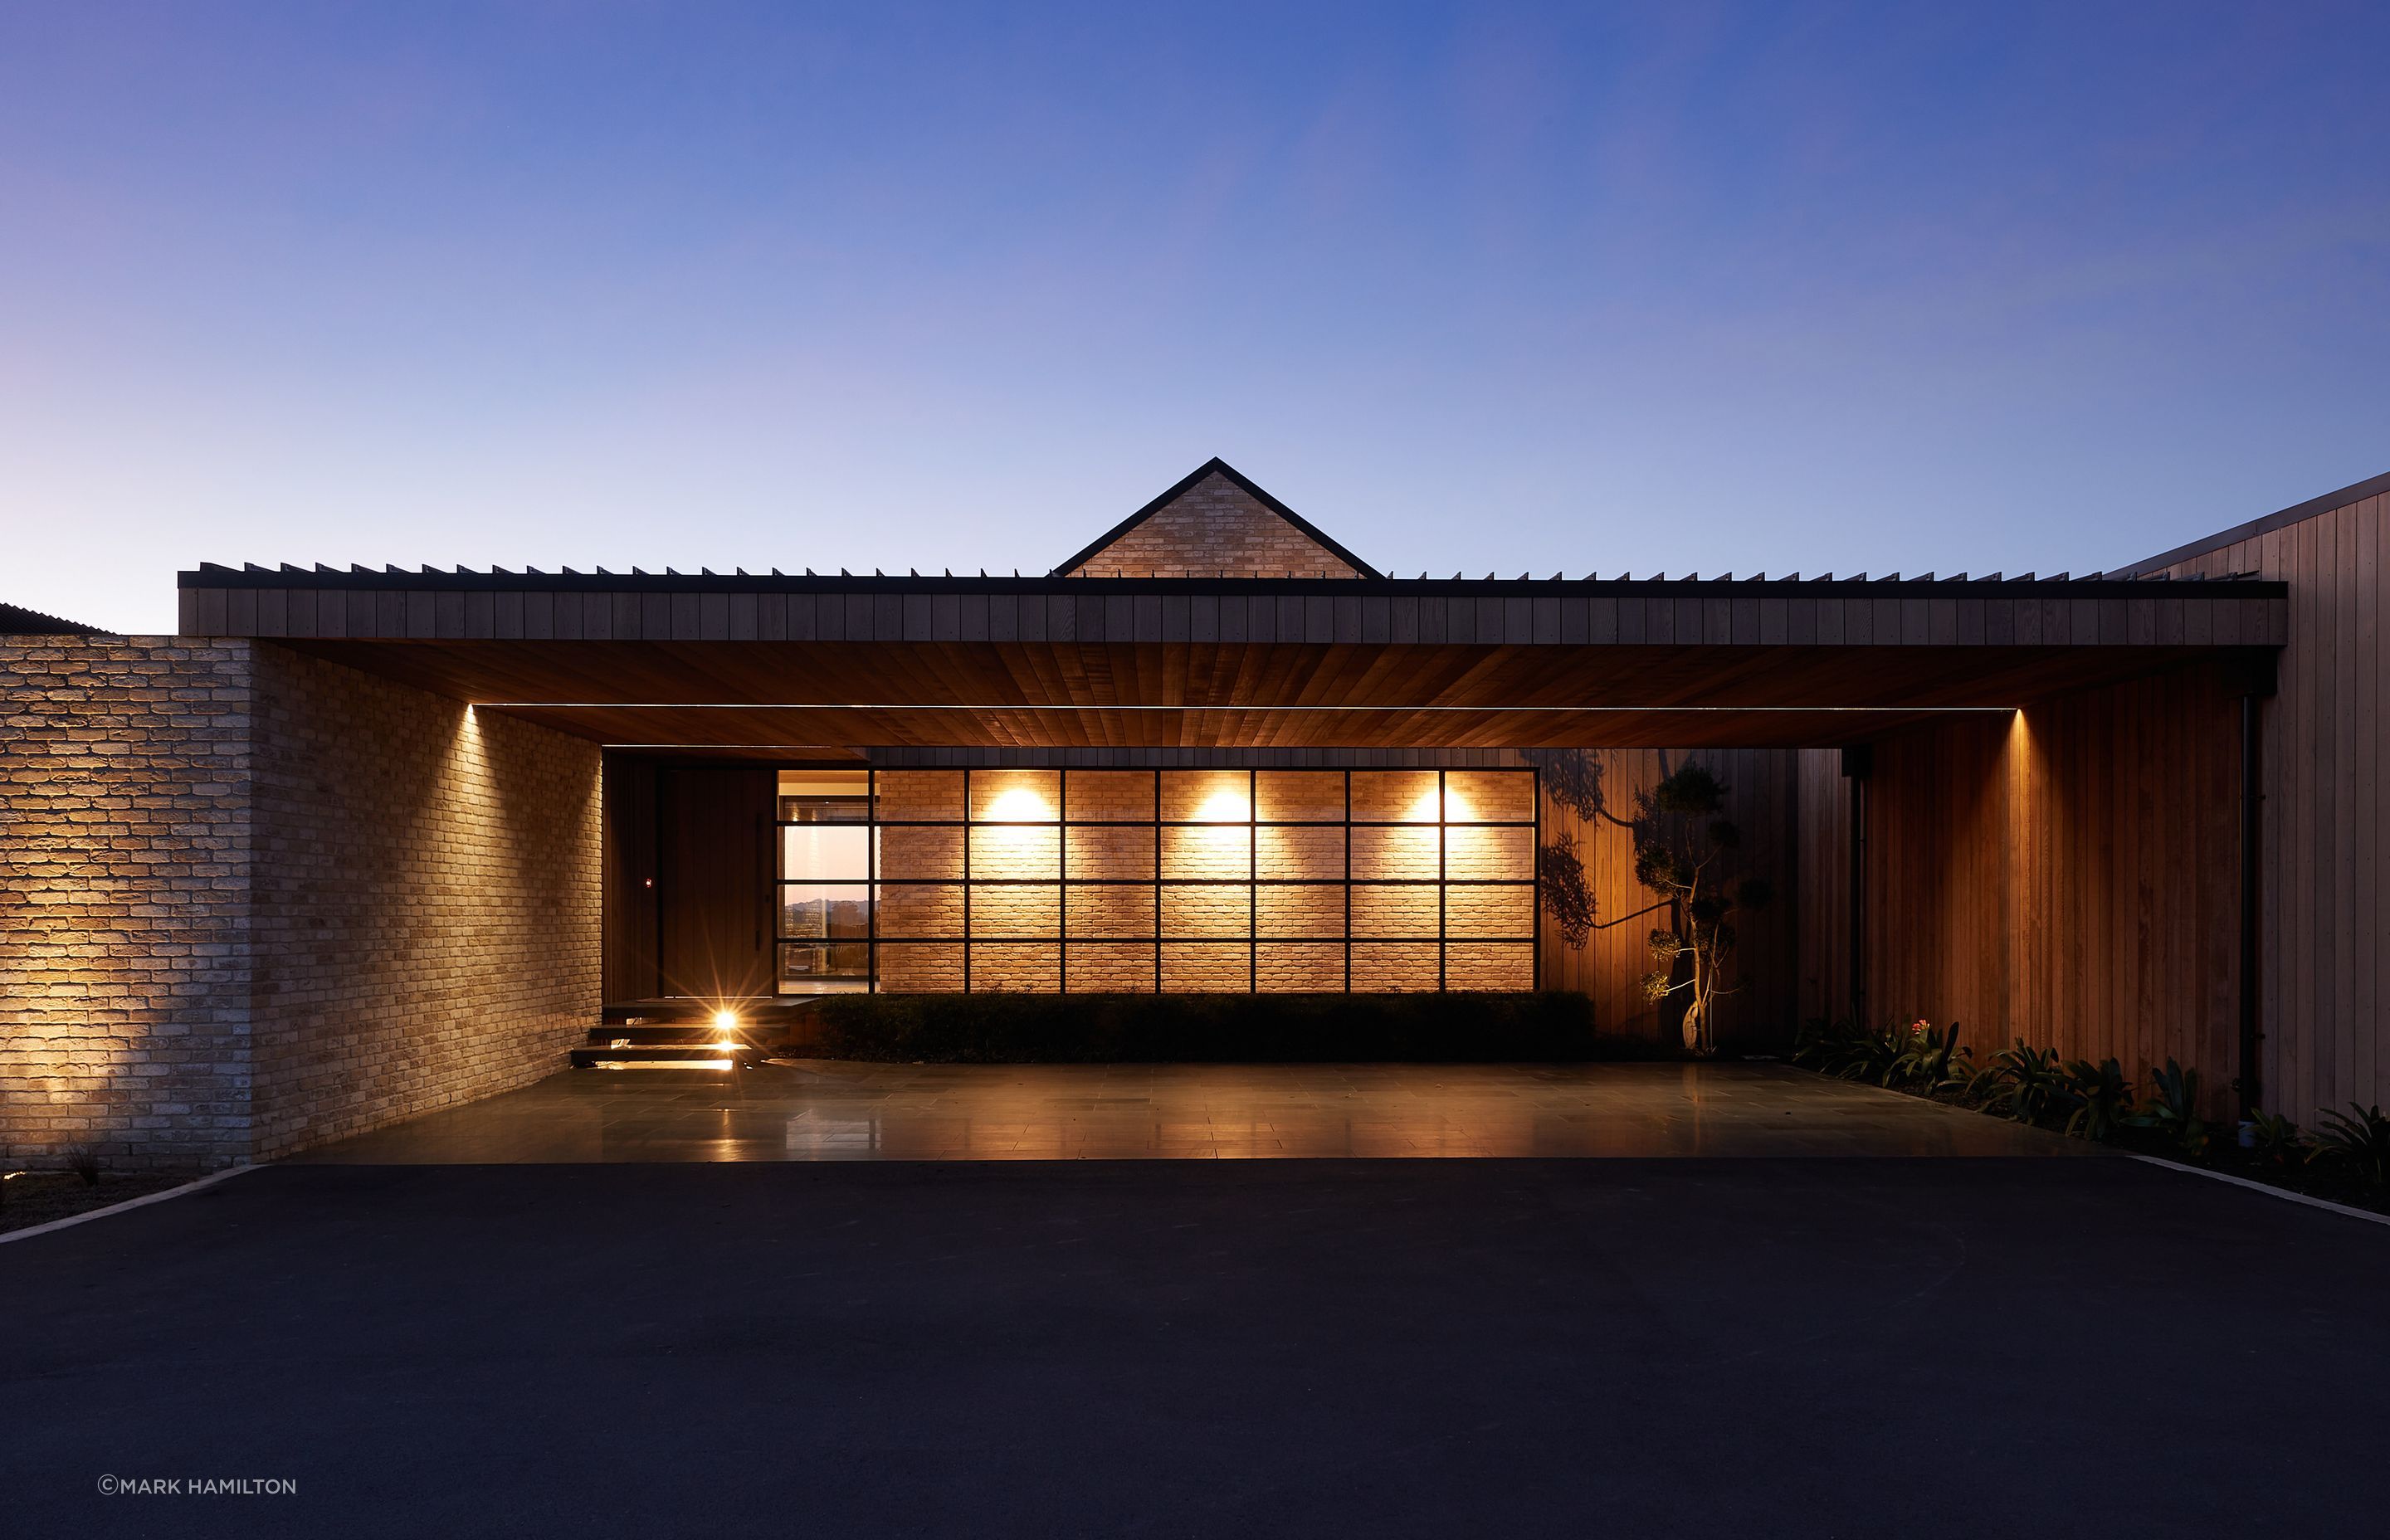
[1,638,599,1168]
[1064,471,1363,579]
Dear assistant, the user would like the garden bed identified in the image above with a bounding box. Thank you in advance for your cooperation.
[1792,1020,2390,1219]
[783,990,1662,1065]
[0,1170,207,1236]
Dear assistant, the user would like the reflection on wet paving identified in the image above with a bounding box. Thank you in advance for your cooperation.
[289,1060,2085,1162]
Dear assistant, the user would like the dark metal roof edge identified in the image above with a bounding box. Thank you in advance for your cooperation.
[0,600,112,636]
[2121,467,2390,575]
[1048,456,1385,579]
[177,568,2285,601]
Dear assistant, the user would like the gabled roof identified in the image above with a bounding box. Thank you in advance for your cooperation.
[1052,456,1383,578]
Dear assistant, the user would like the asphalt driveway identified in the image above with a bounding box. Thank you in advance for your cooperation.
[5,1157,2385,1538]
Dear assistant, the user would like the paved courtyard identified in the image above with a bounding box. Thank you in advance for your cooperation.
[290,1060,2079,1162]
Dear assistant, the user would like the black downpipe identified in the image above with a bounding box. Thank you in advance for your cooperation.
[1842,744,1872,1026]
[2237,690,2263,1119]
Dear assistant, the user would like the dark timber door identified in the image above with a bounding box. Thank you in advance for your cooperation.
[657,766,775,999]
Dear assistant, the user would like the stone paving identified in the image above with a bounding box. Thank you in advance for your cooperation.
[287,1059,2081,1162]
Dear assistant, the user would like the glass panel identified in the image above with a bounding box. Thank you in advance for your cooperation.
[876,882,963,938]
[1160,824,1249,880]
[1161,942,1248,992]
[1351,884,1438,938]
[875,770,963,822]
[970,825,1060,881]
[968,883,1059,938]
[972,942,1059,992]
[1066,825,1154,881]
[780,883,871,939]
[1256,942,1344,992]
[783,825,869,881]
[1445,884,1534,938]
[1349,770,1440,822]
[1443,826,1533,881]
[1161,882,1250,938]
[1159,769,1249,823]
[1350,942,1439,992]
[1443,770,1534,822]
[1254,770,1344,823]
[1256,884,1344,939]
[1351,825,1438,880]
[1066,884,1155,938]
[1066,941,1155,994]
[876,825,962,881]
[1444,943,1534,990]
[778,941,870,990]
[970,768,1060,822]
[1065,770,1154,823]
[1256,824,1341,880]
[778,770,870,824]
[876,941,964,992]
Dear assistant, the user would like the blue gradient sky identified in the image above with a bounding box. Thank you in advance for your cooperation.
[3,2,2385,633]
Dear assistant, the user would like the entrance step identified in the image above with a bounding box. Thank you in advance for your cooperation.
[569,1040,749,1069]
[577,997,830,1069]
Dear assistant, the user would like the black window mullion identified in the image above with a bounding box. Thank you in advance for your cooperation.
[962,767,973,995]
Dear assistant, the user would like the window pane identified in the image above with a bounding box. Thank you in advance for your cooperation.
[877,882,963,938]
[1065,770,1154,822]
[780,883,871,939]
[1442,770,1534,822]
[1254,771,1344,823]
[1349,771,1440,823]
[970,769,1060,822]
[779,941,870,988]
[1159,769,1249,823]
[783,824,868,881]
[876,770,963,822]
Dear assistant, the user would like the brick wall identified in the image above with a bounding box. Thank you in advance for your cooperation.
[1066,471,1363,578]
[246,646,601,1158]
[0,637,601,1168]
[0,639,257,1170]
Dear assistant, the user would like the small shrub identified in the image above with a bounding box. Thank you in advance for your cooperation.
[1891,1021,1968,1090]
[2243,1109,2302,1167]
[2128,1059,2209,1156]
[64,1144,101,1187]
[2057,1056,2134,1141]
[2309,1104,2390,1188]
[1982,1041,2066,1124]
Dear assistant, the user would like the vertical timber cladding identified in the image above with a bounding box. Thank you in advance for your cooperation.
[861,767,1537,992]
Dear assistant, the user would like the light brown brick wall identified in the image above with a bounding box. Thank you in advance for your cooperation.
[246,646,600,1158]
[0,637,600,1168]
[1,639,258,1170]
[861,766,1538,995]
[1066,471,1363,579]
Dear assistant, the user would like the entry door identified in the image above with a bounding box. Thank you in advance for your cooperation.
[657,767,775,998]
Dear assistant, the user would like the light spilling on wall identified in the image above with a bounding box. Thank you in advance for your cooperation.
[1197,789,1251,823]
[983,786,1052,821]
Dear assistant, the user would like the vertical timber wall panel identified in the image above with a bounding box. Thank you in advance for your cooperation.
[0,639,257,1169]
[1800,664,2242,1111]
[246,646,602,1159]
[2144,485,2390,1118]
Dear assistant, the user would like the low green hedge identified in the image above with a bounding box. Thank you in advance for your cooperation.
[798,991,1656,1063]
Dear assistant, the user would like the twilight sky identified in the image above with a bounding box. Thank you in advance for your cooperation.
[2,2,2385,634]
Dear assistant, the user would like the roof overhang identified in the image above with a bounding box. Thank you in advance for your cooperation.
[178,568,2287,752]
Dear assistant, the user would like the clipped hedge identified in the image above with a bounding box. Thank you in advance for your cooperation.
[799,991,1656,1064]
